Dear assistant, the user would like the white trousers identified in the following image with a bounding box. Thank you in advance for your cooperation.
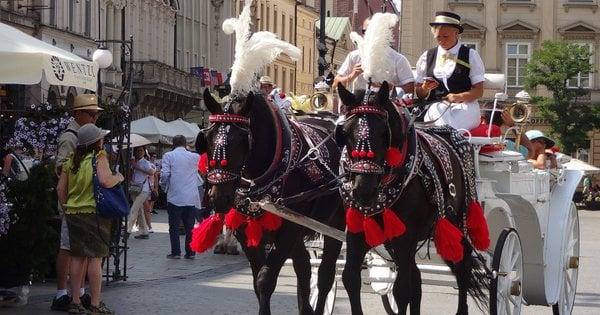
[424,101,481,131]
[127,192,149,234]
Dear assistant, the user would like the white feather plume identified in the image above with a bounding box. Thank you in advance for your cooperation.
[223,0,302,95]
[356,13,399,83]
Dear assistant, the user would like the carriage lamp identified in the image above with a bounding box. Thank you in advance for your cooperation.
[93,46,113,69]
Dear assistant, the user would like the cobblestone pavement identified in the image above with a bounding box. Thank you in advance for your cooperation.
[2,209,600,314]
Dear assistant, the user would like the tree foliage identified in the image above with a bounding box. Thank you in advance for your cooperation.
[524,40,600,153]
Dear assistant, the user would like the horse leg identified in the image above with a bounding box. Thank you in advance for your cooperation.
[452,246,473,315]
[290,242,315,315]
[342,232,369,315]
[256,226,302,315]
[408,257,422,314]
[237,230,266,300]
[314,235,343,314]
[386,238,418,315]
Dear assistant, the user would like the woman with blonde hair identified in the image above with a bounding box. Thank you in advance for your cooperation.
[57,124,124,314]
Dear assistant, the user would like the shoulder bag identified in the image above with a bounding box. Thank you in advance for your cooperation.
[92,156,130,218]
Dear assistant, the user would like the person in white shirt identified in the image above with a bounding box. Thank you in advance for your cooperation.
[160,135,201,259]
[414,11,485,131]
[127,146,155,239]
[333,18,415,94]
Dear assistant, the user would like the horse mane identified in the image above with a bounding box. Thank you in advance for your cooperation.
[239,93,277,179]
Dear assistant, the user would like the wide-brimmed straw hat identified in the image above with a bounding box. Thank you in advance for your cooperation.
[72,94,104,111]
[77,123,110,147]
[259,76,273,85]
[429,11,464,34]
[526,130,555,149]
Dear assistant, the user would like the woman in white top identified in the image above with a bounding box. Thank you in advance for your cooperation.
[414,11,485,131]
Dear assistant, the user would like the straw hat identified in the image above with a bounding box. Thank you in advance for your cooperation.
[77,123,110,147]
[259,76,273,85]
[429,11,464,34]
[72,94,103,111]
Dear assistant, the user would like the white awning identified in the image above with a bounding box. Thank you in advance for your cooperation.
[564,158,600,175]
[166,119,200,142]
[131,116,177,144]
[0,22,98,91]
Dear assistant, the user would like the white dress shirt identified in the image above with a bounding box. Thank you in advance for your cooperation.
[337,49,414,92]
[131,158,154,193]
[415,42,485,131]
[160,147,201,207]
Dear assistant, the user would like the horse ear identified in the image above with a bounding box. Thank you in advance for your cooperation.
[203,88,223,114]
[237,91,254,116]
[194,130,208,154]
[337,83,357,108]
[377,81,390,106]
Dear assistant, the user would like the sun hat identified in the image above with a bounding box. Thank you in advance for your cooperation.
[429,11,464,34]
[259,76,273,85]
[72,94,104,111]
[77,123,110,147]
[525,130,555,149]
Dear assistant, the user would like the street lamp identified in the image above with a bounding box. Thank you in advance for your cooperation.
[93,46,113,69]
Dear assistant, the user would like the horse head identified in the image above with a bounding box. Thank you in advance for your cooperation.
[337,82,406,209]
[200,88,255,213]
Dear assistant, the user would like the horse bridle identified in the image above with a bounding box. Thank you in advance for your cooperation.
[205,113,251,185]
[342,104,390,175]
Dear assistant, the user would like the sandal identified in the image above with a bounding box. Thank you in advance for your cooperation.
[88,301,114,315]
[68,302,88,314]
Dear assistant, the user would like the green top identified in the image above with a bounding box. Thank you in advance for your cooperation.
[63,150,106,215]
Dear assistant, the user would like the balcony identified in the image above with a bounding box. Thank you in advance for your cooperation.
[130,60,201,97]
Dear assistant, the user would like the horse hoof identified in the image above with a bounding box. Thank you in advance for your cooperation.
[226,246,240,255]
[213,245,226,254]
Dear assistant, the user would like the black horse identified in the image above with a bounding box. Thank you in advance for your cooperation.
[197,88,345,315]
[335,82,489,315]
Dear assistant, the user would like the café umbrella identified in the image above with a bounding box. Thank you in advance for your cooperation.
[0,22,98,91]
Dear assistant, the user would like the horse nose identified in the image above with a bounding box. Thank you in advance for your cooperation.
[352,177,378,207]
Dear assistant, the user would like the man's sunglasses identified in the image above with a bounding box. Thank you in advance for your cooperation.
[82,110,99,118]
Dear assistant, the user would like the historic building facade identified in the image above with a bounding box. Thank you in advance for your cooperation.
[401,0,600,166]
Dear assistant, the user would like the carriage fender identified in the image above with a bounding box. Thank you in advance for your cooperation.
[543,169,583,305]
[495,193,547,305]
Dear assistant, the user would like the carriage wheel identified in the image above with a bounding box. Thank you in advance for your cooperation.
[490,228,523,315]
[381,289,398,315]
[309,268,336,315]
[552,203,580,315]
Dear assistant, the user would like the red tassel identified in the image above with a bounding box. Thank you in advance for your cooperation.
[346,207,364,233]
[190,214,223,253]
[467,201,490,251]
[259,212,283,231]
[224,208,246,230]
[363,216,386,247]
[434,218,464,263]
[198,153,208,175]
[245,219,263,248]
[383,208,406,240]
[386,147,403,167]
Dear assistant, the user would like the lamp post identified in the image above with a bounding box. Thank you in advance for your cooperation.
[92,36,134,284]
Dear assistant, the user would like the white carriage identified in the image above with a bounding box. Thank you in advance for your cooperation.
[272,74,582,315]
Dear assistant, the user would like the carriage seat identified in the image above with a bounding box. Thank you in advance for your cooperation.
[467,123,503,153]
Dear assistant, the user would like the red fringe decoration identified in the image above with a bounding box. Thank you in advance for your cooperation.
[245,219,263,248]
[383,208,406,240]
[198,153,208,175]
[467,201,490,251]
[386,147,404,167]
[346,207,364,233]
[434,218,464,263]
[224,208,245,230]
[190,214,224,253]
[363,216,386,247]
[259,212,283,231]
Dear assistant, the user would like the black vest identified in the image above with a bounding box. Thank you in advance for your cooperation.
[425,45,472,102]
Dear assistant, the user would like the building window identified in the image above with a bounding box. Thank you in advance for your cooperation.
[84,0,91,36]
[463,42,478,51]
[505,43,530,87]
[266,6,270,31]
[281,13,286,40]
[567,43,593,89]
[274,9,278,34]
[68,0,74,31]
[302,46,305,72]
[567,0,594,2]
[309,48,312,73]
[49,0,56,26]
[260,3,264,30]
[282,68,287,91]
[289,18,294,43]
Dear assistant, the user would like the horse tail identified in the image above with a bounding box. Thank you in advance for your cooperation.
[459,239,490,312]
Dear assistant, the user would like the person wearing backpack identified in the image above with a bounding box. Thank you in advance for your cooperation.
[56,123,123,314]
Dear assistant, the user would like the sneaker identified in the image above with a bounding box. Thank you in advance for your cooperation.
[67,302,87,314]
[51,294,71,311]
[148,228,154,233]
[133,234,149,239]
[88,301,114,315]
[166,254,181,259]
[131,226,139,233]
[80,293,91,309]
